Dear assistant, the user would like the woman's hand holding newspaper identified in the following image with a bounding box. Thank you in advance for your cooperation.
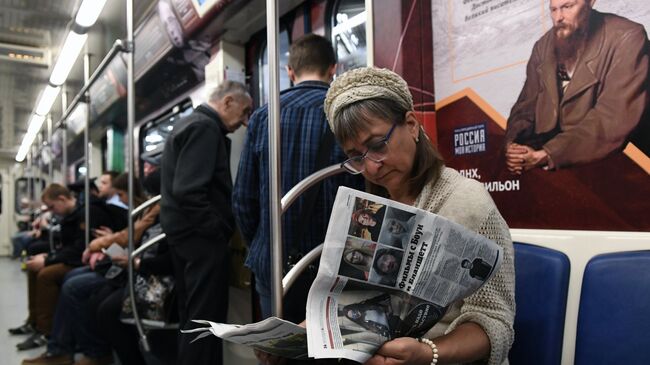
[364,337,431,365]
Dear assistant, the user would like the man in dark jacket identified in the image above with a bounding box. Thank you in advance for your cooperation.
[17,183,122,353]
[160,80,252,365]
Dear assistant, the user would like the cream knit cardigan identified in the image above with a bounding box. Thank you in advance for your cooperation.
[416,167,515,365]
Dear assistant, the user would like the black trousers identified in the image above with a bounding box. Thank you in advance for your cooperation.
[96,285,147,365]
[169,235,230,365]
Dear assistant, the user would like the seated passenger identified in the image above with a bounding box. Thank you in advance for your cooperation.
[96,170,128,209]
[256,68,515,365]
[13,183,126,356]
[324,67,515,365]
[21,174,146,365]
[95,167,176,365]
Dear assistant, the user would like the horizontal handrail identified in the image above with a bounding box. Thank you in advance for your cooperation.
[278,164,345,297]
[281,164,344,213]
[131,195,161,218]
[53,40,126,131]
[130,232,166,258]
[282,243,323,295]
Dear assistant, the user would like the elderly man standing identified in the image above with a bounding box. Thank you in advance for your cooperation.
[505,0,649,173]
[160,80,252,365]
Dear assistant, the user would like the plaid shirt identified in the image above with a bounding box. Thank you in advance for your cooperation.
[233,81,364,287]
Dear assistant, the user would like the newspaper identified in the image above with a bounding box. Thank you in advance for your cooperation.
[186,187,502,362]
[305,187,502,362]
[182,317,308,359]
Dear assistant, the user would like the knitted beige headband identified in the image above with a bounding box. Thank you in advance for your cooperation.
[324,67,413,133]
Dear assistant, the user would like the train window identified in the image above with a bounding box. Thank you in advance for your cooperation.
[141,102,194,155]
[259,29,291,105]
[14,177,46,214]
[331,0,367,75]
[74,160,87,182]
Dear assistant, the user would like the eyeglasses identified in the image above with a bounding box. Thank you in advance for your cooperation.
[341,123,397,175]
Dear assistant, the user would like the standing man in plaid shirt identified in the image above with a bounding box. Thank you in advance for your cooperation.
[233,34,363,325]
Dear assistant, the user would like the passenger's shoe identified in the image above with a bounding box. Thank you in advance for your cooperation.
[8,322,35,335]
[73,354,113,365]
[21,352,73,365]
[16,332,48,351]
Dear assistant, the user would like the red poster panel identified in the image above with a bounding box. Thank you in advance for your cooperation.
[373,0,436,137]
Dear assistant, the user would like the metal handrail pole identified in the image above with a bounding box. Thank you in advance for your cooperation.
[131,233,166,258]
[27,151,32,212]
[53,40,125,131]
[37,133,44,183]
[279,165,345,294]
[282,244,323,295]
[131,195,161,217]
[48,115,55,252]
[266,0,283,318]
[47,115,53,182]
[83,52,91,249]
[61,86,68,185]
[281,165,344,214]
[125,0,149,352]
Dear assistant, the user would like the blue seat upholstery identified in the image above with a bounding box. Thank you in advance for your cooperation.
[509,242,570,365]
[575,251,650,365]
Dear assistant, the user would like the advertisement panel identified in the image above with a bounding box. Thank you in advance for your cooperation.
[432,0,650,230]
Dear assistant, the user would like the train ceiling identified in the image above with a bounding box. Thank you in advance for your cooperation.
[0,0,155,160]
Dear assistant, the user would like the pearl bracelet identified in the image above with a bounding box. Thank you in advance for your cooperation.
[418,337,439,365]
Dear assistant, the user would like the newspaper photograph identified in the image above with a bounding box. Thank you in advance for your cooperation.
[183,317,308,359]
[306,187,503,362]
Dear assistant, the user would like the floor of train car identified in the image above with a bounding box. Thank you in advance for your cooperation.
[1,257,43,364]
[0,257,257,365]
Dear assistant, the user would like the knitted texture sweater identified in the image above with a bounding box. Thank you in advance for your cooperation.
[417,167,515,365]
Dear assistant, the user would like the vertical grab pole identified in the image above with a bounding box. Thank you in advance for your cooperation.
[61,85,68,185]
[47,115,53,182]
[47,115,55,252]
[266,0,284,318]
[83,51,91,249]
[125,0,149,352]
[27,151,32,211]
[37,134,44,187]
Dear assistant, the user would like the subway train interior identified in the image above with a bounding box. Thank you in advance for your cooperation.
[0,0,649,364]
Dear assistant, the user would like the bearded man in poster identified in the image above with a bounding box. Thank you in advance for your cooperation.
[504,0,649,174]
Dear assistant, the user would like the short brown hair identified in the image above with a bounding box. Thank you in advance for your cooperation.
[288,34,336,77]
[112,173,146,207]
[42,183,72,201]
[102,171,119,180]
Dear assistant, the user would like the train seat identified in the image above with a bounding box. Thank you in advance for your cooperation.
[509,242,570,365]
[574,250,650,365]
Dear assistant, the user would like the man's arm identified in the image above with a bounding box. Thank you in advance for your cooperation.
[544,27,649,167]
[233,112,262,243]
[172,123,225,238]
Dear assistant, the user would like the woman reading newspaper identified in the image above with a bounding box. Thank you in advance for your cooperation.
[254,67,514,365]
[320,67,515,365]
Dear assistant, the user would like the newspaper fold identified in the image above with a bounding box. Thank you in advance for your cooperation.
[183,317,308,359]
